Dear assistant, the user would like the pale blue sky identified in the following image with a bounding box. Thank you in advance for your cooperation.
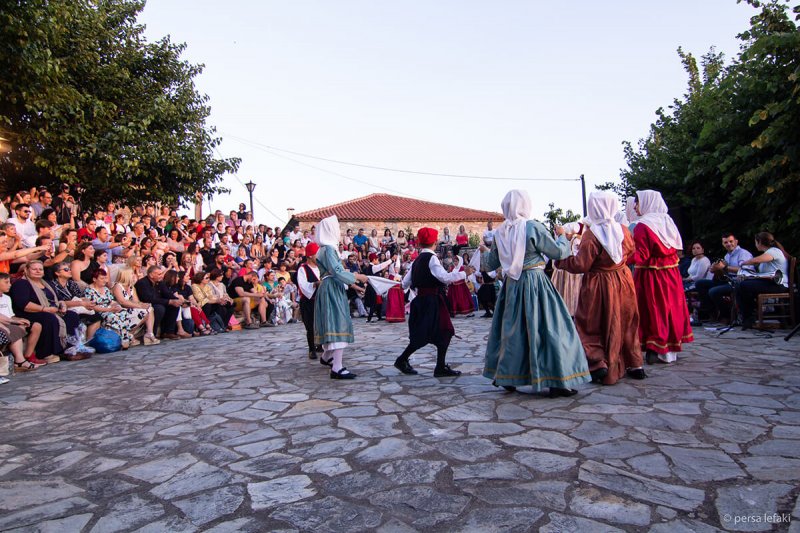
[140,1,754,226]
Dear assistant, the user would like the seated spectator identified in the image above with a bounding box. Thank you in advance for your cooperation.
[134,266,183,339]
[368,229,380,253]
[695,232,754,321]
[353,228,368,254]
[683,240,712,289]
[10,260,85,362]
[175,269,215,336]
[85,268,138,349]
[0,272,45,371]
[0,234,49,274]
[191,271,229,333]
[50,261,102,339]
[273,277,299,324]
[275,261,292,283]
[228,271,269,329]
[163,270,194,338]
[208,268,235,327]
[453,225,469,256]
[111,268,160,345]
[71,242,99,288]
[737,232,791,329]
[234,245,249,265]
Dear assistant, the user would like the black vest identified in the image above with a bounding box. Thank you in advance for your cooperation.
[299,263,319,301]
[411,253,444,290]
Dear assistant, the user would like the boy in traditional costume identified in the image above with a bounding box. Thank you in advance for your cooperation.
[297,242,322,359]
[394,227,472,377]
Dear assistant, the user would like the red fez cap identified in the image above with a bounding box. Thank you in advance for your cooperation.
[368,252,378,261]
[417,227,438,246]
[306,242,319,256]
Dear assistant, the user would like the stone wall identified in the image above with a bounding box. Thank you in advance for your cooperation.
[296,219,497,241]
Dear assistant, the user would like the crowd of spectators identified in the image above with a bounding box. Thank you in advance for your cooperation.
[0,186,499,385]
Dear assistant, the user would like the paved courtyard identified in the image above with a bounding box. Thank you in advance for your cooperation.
[1,318,799,532]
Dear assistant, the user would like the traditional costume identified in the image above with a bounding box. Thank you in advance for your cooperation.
[364,253,392,322]
[555,192,645,385]
[385,283,406,323]
[628,190,693,363]
[298,242,322,359]
[394,227,465,377]
[313,215,359,379]
[550,221,583,316]
[482,190,590,397]
[447,255,475,317]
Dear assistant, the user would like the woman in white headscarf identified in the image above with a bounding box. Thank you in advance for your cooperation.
[481,190,590,397]
[549,220,583,316]
[313,215,369,379]
[629,190,693,364]
[556,192,645,384]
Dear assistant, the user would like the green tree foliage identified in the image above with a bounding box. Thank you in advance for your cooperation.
[605,0,800,254]
[0,0,239,208]
[541,202,582,231]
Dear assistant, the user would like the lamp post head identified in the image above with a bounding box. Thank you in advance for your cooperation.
[245,181,256,193]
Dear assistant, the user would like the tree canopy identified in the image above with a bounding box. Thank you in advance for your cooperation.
[0,0,239,208]
[601,0,800,255]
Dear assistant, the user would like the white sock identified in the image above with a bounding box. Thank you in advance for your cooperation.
[331,349,345,373]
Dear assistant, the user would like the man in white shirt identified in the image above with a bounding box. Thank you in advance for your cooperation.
[395,227,474,377]
[483,220,495,247]
[8,204,37,248]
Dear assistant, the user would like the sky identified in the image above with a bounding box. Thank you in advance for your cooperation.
[139,1,755,227]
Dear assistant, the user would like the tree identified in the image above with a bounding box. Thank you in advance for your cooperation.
[0,0,239,208]
[541,202,582,231]
[602,0,800,254]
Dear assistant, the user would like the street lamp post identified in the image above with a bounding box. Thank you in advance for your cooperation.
[245,181,256,218]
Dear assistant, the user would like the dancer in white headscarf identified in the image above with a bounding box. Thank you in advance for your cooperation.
[556,192,645,384]
[482,190,590,397]
[313,215,369,379]
[629,190,693,364]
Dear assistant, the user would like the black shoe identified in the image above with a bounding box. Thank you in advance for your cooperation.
[481,312,493,318]
[330,367,356,380]
[376,317,384,321]
[308,351,318,360]
[320,357,333,367]
[627,368,647,380]
[548,387,578,398]
[645,351,659,365]
[491,380,516,392]
[433,365,461,378]
[590,368,608,384]
[315,345,324,352]
[741,318,754,330]
[394,359,418,375]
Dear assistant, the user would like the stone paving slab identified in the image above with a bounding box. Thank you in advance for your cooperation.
[1,319,799,532]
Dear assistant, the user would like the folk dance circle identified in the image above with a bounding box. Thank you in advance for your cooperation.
[308,188,697,397]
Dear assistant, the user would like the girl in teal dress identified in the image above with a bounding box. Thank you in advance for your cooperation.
[313,215,368,379]
[482,190,590,397]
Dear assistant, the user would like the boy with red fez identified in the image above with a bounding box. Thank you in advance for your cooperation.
[395,227,474,377]
[297,242,322,359]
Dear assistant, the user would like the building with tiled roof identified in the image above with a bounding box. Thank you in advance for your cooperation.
[290,193,504,238]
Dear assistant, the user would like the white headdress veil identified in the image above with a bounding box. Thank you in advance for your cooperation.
[587,191,624,264]
[494,190,531,281]
[635,190,682,250]
[316,215,341,248]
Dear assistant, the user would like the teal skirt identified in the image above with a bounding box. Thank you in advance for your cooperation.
[483,269,590,390]
[313,277,354,345]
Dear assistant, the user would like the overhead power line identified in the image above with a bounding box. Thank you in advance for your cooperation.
[223,135,580,183]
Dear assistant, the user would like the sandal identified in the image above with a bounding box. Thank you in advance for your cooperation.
[15,359,43,372]
[143,334,161,346]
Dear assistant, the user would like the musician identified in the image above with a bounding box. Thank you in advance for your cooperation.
[736,232,790,329]
[695,232,753,321]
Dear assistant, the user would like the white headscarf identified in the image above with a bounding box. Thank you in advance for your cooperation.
[587,191,625,264]
[614,210,629,226]
[316,215,341,248]
[494,190,531,281]
[625,196,639,224]
[562,222,581,235]
[635,190,682,250]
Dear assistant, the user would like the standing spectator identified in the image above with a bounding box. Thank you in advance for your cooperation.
[8,204,37,248]
[30,189,53,218]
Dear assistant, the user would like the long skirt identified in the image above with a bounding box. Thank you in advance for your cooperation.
[447,280,474,316]
[551,266,582,316]
[314,278,354,349]
[483,269,590,390]
[385,286,406,323]
[23,311,80,357]
[574,269,642,385]
[634,267,693,354]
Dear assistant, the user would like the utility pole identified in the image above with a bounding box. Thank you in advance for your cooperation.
[580,174,587,217]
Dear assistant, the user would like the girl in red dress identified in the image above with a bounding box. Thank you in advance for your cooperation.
[447,254,475,317]
[628,190,693,364]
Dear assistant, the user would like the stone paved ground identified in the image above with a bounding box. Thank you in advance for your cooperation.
[1,319,799,532]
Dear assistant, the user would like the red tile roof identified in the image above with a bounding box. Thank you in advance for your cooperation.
[294,194,504,223]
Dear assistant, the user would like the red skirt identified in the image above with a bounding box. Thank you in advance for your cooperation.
[634,266,693,354]
[448,280,474,315]
[385,285,405,323]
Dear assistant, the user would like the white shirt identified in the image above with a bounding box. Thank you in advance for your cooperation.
[370,259,392,274]
[9,217,37,248]
[0,294,14,318]
[402,249,466,290]
[687,256,712,282]
[297,264,320,299]
[483,229,495,245]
